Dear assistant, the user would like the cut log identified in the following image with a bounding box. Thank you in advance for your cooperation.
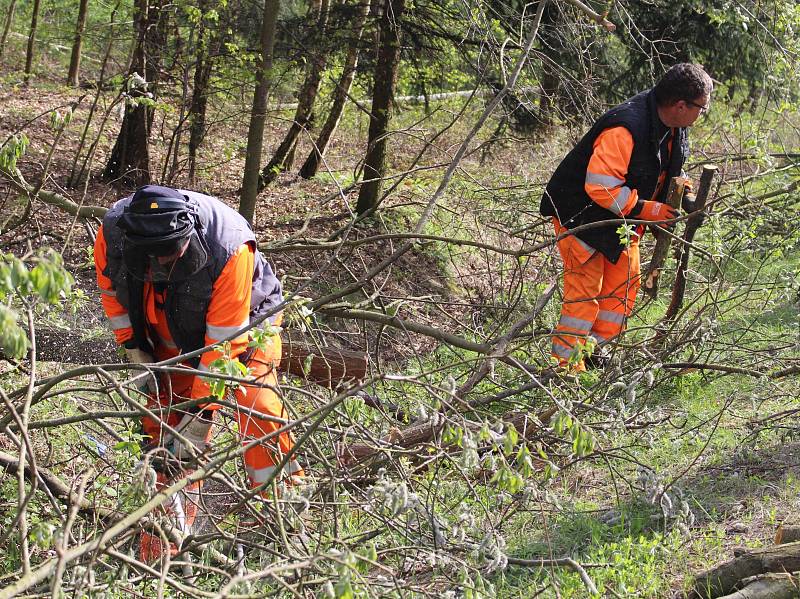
[338,401,558,467]
[281,335,368,387]
[775,524,800,545]
[689,541,800,598]
[716,572,799,599]
[643,176,689,298]
[31,327,368,387]
[664,164,718,321]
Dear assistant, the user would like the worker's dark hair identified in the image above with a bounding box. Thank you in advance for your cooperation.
[653,63,713,106]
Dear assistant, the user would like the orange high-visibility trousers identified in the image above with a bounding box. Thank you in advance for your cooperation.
[140,333,304,490]
[138,335,304,563]
[552,223,640,369]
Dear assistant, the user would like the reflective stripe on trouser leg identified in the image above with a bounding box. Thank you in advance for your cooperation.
[552,231,604,366]
[235,341,305,490]
[589,242,640,345]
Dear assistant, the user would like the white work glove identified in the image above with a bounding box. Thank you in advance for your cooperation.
[124,346,159,394]
[164,412,213,461]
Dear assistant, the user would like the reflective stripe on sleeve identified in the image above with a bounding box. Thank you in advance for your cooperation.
[576,236,595,254]
[585,172,625,188]
[206,320,249,342]
[609,187,632,215]
[109,314,131,329]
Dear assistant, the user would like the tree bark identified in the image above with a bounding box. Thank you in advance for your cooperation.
[689,542,800,599]
[775,524,800,545]
[299,0,369,180]
[281,334,368,387]
[642,175,689,298]
[716,573,799,599]
[355,0,406,215]
[187,0,225,185]
[66,0,90,86]
[535,2,561,128]
[0,0,18,63]
[23,0,42,84]
[664,165,717,320]
[102,0,168,187]
[238,0,280,223]
[257,0,331,190]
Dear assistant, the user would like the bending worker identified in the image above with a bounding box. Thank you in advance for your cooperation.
[94,185,304,556]
[540,63,713,370]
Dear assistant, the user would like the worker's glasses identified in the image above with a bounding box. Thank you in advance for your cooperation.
[685,99,709,114]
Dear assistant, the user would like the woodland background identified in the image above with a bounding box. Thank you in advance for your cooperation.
[1,0,800,597]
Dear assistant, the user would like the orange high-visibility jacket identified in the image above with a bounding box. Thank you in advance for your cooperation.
[95,191,283,399]
[541,89,688,262]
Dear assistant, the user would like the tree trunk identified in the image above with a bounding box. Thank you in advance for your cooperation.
[186,56,214,185]
[102,0,167,187]
[66,0,90,86]
[355,0,406,216]
[238,0,281,224]
[299,0,369,179]
[689,542,800,599]
[0,0,18,63]
[23,0,42,84]
[257,0,331,190]
[187,0,221,186]
[534,2,561,128]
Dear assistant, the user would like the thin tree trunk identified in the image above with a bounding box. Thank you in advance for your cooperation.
[102,0,167,186]
[257,0,331,190]
[68,0,121,187]
[67,0,90,86]
[187,0,219,185]
[23,0,42,84]
[186,56,213,185]
[163,27,195,183]
[535,2,560,128]
[299,0,369,179]
[239,0,280,224]
[0,0,18,63]
[355,0,406,215]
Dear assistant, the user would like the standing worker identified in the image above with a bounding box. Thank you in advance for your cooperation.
[94,185,304,560]
[540,63,712,370]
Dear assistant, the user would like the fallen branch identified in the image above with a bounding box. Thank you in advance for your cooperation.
[507,556,600,595]
[562,0,616,31]
[0,166,107,218]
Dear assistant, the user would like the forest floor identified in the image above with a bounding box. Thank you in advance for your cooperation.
[2,73,800,598]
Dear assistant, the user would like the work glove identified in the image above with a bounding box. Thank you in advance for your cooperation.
[124,343,158,394]
[629,200,679,230]
[164,410,214,461]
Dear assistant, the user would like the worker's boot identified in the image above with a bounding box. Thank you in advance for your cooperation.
[584,347,610,370]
